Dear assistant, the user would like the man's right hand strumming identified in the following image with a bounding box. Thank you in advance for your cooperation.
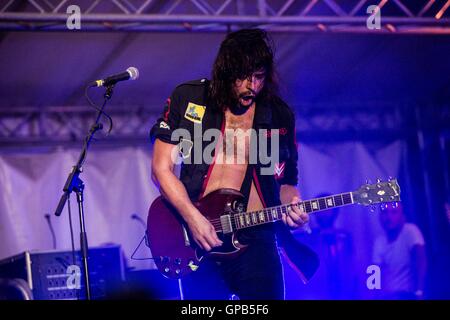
[185,209,223,252]
[152,140,223,252]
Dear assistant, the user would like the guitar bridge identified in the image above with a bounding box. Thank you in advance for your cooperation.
[220,215,233,234]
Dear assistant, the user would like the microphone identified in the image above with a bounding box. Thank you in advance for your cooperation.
[45,213,57,249]
[131,213,150,248]
[90,67,139,87]
[131,213,147,229]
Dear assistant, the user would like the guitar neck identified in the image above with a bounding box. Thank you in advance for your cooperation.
[232,192,354,230]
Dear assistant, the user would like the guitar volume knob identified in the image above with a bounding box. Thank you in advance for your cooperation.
[232,200,244,213]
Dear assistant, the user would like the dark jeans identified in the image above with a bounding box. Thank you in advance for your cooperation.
[181,242,284,300]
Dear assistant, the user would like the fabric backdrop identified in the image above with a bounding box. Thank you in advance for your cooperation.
[0,139,402,298]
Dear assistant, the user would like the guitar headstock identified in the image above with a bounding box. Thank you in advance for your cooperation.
[353,178,401,207]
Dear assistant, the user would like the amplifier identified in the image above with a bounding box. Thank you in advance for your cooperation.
[0,245,124,300]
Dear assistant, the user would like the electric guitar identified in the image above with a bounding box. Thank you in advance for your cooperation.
[146,179,401,279]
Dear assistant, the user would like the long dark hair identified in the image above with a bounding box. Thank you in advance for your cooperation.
[209,28,279,111]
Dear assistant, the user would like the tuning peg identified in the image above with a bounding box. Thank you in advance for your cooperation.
[376,178,383,188]
[388,176,393,181]
[380,203,387,211]
[391,202,399,209]
[366,179,372,184]
[370,205,376,213]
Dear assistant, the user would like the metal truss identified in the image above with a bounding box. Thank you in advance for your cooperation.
[0,105,156,148]
[296,102,413,142]
[298,102,450,142]
[2,103,448,148]
[0,0,449,34]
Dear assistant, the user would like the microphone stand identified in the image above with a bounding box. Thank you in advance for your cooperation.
[44,214,57,249]
[54,84,115,300]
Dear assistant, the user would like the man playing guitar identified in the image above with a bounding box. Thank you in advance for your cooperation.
[150,29,309,299]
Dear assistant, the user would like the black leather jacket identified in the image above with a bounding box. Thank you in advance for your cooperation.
[150,79,299,208]
[150,79,319,279]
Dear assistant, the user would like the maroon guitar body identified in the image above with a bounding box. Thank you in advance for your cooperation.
[146,180,400,279]
[147,188,247,279]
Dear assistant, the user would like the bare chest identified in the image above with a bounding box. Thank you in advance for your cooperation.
[222,107,255,158]
[202,106,256,194]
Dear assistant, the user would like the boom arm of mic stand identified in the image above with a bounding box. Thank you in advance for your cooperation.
[55,119,106,217]
[55,166,80,216]
[54,121,103,217]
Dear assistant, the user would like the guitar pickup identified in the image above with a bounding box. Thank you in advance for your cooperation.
[220,215,233,234]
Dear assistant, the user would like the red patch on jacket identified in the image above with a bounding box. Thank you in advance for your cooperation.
[274,162,286,179]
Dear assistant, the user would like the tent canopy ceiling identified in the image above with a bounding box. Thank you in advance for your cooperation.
[0,31,449,112]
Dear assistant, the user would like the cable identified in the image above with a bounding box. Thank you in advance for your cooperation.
[130,234,155,261]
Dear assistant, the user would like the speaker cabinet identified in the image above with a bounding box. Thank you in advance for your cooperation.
[0,245,124,300]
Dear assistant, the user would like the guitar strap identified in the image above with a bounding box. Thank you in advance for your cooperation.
[238,163,254,210]
[239,164,320,283]
[234,103,320,282]
[275,223,320,283]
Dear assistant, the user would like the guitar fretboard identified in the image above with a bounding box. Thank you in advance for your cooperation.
[231,192,354,230]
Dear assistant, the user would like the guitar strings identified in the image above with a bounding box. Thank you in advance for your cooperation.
[206,203,300,229]
[203,191,388,230]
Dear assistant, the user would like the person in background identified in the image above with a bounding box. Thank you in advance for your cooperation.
[372,203,427,299]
